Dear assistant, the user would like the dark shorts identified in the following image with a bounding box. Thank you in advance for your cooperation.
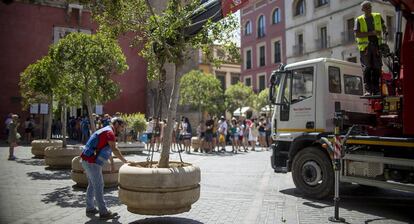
[146,133,153,141]
[204,132,213,142]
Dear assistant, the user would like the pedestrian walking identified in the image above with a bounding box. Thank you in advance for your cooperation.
[24,115,35,143]
[218,116,228,152]
[7,114,20,160]
[80,117,130,220]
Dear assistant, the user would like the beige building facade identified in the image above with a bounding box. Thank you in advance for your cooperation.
[285,0,399,64]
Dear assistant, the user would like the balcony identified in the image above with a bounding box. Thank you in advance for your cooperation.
[341,30,355,44]
[293,44,304,56]
[315,36,330,50]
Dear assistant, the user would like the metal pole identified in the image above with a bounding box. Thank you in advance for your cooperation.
[329,113,345,223]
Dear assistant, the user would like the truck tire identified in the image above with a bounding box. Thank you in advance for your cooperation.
[292,146,333,199]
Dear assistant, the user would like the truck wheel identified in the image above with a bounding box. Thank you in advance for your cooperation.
[292,146,333,199]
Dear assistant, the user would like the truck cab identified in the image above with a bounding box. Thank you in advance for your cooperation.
[270,58,369,143]
[269,58,414,199]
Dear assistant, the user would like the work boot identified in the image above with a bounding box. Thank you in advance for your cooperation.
[86,208,99,216]
[100,211,119,220]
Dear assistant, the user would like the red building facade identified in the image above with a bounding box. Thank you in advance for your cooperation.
[0,2,147,137]
[240,0,285,92]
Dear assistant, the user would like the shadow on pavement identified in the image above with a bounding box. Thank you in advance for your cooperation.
[85,217,122,224]
[15,158,45,166]
[27,170,71,180]
[130,217,203,224]
[280,186,414,223]
[41,186,121,208]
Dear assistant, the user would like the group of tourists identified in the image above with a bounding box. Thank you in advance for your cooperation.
[195,115,272,153]
[141,114,272,154]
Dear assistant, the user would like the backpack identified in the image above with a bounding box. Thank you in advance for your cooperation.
[81,126,112,164]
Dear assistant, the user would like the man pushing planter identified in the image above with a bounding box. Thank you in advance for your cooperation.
[80,117,131,220]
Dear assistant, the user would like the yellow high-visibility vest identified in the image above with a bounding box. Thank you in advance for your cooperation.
[356,13,383,51]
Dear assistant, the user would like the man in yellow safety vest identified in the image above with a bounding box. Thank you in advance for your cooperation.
[354,1,387,96]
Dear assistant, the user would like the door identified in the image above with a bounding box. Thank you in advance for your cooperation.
[277,66,316,135]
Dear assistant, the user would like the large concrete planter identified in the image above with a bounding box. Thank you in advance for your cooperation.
[31,139,63,158]
[117,142,145,155]
[71,156,123,188]
[118,161,201,215]
[44,145,82,169]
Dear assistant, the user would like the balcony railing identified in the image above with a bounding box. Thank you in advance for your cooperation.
[341,30,355,44]
[315,36,330,50]
[293,44,304,56]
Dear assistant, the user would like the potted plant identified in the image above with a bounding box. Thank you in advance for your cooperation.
[86,0,239,215]
[118,113,147,154]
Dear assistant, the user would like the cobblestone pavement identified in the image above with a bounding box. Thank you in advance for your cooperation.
[0,143,413,224]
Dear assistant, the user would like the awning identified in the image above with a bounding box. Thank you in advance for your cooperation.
[233,106,252,116]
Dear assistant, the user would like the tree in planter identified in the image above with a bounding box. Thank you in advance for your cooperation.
[225,82,256,118]
[85,0,239,168]
[20,56,57,142]
[50,32,128,133]
[179,70,224,122]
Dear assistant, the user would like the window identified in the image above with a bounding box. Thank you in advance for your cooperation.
[316,0,328,7]
[272,8,281,24]
[258,75,266,92]
[320,26,328,49]
[216,73,226,91]
[294,33,304,55]
[294,0,305,16]
[344,74,363,95]
[346,57,357,63]
[231,74,240,85]
[246,49,252,69]
[274,41,281,63]
[257,15,266,38]
[280,74,291,121]
[259,45,266,67]
[244,21,252,35]
[344,18,355,43]
[328,66,341,93]
[291,67,313,104]
[245,77,252,87]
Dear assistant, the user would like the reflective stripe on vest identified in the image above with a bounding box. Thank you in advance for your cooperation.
[356,13,383,51]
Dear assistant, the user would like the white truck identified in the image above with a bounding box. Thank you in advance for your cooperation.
[269,57,414,199]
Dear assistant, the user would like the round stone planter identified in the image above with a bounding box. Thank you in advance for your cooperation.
[71,156,124,188]
[117,142,145,155]
[118,161,201,215]
[44,145,82,169]
[191,137,201,152]
[31,139,63,158]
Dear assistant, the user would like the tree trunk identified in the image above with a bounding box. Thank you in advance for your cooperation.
[84,92,97,133]
[159,63,183,168]
[46,95,53,142]
[61,100,67,148]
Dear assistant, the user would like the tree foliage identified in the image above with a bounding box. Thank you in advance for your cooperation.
[225,82,255,114]
[50,32,128,131]
[254,88,269,111]
[79,0,239,167]
[20,56,57,108]
[50,32,128,105]
[179,70,224,116]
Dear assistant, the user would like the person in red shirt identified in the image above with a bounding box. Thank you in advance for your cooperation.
[80,117,130,220]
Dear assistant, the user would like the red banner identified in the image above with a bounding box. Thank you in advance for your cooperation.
[221,0,249,17]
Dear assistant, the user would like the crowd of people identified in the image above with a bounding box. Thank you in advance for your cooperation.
[141,115,273,154]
